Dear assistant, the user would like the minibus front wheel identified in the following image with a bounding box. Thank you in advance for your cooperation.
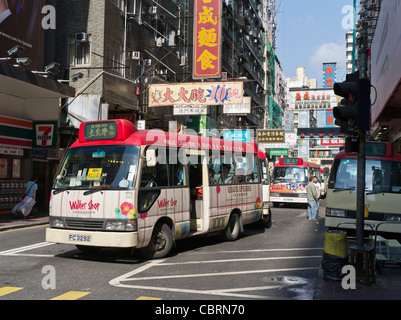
[140,223,174,259]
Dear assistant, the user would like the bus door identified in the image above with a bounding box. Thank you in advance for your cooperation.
[259,156,272,227]
[187,149,208,233]
[137,147,190,246]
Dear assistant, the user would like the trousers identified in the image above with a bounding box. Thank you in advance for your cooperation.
[308,200,318,220]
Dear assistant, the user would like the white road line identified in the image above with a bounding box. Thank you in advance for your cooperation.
[158,255,322,266]
[189,247,324,254]
[109,247,323,299]
[0,242,54,255]
[121,266,320,282]
[109,259,166,287]
[110,266,319,299]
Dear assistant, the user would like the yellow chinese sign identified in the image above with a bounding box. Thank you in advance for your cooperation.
[256,129,285,144]
[193,0,221,79]
[87,168,103,180]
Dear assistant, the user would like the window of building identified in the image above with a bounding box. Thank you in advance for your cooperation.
[69,35,91,67]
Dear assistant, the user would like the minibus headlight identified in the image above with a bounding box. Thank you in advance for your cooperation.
[105,221,126,231]
[385,214,401,222]
[49,217,64,228]
[326,208,346,217]
[105,220,137,231]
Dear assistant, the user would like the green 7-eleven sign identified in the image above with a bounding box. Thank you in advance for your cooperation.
[33,121,57,148]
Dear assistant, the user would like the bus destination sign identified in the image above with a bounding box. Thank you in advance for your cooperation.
[84,121,118,141]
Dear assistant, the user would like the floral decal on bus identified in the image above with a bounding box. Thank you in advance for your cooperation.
[115,202,137,219]
[255,197,263,213]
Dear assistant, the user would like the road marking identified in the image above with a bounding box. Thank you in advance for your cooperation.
[121,266,320,281]
[109,259,165,287]
[158,255,322,266]
[0,287,23,297]
[136,296,162,300]
[110,265,319,299]
[0,224,49,233]
[51,291,91,300]
[0,242,54,255]
[189,247,324,254]
[109,248,322,299]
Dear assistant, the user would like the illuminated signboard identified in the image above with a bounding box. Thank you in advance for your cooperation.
[148,82,243,107]
[193,0,222,79]
[84,121,117,140]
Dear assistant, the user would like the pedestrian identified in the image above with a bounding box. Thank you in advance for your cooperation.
[306,176,318,221]
[25,177,38,217]
[26,177,38,200]
[313,176,321,218]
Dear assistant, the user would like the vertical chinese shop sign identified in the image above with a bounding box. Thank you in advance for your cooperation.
[193,0,222,79]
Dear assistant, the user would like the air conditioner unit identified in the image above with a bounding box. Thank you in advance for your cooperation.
[148,6,158,14]
[131,51,141,60]
[143,59,152,67]
[75,32,88,42]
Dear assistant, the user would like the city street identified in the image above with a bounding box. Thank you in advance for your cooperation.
[0,204,325,300]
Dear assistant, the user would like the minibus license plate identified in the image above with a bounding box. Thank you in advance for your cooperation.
[69,234,92,242]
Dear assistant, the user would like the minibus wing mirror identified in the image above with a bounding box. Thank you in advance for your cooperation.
[146,149,157,167]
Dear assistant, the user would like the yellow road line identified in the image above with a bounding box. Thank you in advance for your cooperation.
[51,291,91,300]
[0,287,23,297]
[136,296,162,300]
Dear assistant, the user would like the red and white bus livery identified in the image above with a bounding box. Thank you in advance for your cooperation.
[46,120,271,258]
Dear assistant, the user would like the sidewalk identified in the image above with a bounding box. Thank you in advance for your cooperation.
[0,209,49,231]
[315,263,401,300]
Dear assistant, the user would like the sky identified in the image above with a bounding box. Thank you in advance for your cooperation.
[275,0,356,87]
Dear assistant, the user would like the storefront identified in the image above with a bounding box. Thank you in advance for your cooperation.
[0,62,75,214]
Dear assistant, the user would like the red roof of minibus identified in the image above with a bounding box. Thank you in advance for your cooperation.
[73,120,258,153]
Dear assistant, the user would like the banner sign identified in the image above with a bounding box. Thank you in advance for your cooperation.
[223,130,251,142]
[256,129,285,144]
[148,82,243,107]
[223,97,251,114]
[193,0,222,79]
[322,63,337,88]
[173,105,208,115]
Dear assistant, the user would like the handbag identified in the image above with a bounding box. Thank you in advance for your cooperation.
[12,182,36,217]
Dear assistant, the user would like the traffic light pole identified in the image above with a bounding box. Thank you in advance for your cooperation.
[356,129,366,247]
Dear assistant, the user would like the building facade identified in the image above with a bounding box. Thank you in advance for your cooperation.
[0,0,75,213]
[285,67,342,167]
[53,0,284,135]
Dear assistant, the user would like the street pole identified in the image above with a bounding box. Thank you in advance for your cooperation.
[352,0,357,73]
[356,128,366,247]
[356,43,369,247]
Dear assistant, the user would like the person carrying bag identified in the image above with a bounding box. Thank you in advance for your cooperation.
[12,177,38,219]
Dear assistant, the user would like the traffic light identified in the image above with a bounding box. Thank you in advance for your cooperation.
[333,72,359,132]
[333,72,371,132]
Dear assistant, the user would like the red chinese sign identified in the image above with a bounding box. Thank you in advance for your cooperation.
[193,0,222,79]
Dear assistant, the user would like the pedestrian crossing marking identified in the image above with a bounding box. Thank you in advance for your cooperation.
[51,291,91,300]
[0,287,23,297]
[136,296,162,300]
